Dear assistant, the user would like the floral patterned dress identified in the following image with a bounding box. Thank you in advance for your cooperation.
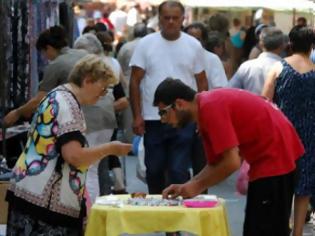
[6,86,88,235]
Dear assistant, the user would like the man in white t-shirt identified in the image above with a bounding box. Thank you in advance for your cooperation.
[183,22,227,183]
[109,4,128,39]
[184,22,228,90]
[129,0,208,194]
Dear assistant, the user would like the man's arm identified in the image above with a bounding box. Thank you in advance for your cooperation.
[163,147,241,199]
[229,70,243,89]
[194,71,208,92]
[193,147,241,187]
[3,91,47,127]
[129,66,145,135]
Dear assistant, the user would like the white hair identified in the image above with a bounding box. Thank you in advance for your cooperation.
[73,33,103,55]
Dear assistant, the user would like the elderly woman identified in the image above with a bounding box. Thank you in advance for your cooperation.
[5,54,132,235]
[262,25,315,236]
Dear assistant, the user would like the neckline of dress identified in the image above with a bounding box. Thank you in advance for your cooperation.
[282,60,315,76]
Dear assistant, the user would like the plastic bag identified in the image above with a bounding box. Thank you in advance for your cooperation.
[236,161,250,195]
[133,136,146,183]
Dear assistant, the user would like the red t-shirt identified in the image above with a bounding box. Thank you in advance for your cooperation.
[197,88,304,181]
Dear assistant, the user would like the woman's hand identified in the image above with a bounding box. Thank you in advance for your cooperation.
[108,141,132,156]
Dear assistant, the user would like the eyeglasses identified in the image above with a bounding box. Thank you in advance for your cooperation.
[96,80,113,95]
[102,85,114,94]
[158,104,174,117]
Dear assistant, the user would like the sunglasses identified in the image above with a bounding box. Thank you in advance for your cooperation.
[158,104,174,117]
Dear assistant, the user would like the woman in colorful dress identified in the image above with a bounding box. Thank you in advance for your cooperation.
[5,54,132,235]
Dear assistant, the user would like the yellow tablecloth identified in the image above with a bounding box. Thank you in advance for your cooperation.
[85,195,231,236]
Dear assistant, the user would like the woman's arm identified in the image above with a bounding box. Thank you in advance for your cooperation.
[61,140,131,169]
[261,62,283,100]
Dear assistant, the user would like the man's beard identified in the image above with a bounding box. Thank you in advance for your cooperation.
[176,110,193,128]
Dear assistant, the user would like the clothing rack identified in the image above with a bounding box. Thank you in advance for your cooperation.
[0,0,8,160]
[0,0,76,163]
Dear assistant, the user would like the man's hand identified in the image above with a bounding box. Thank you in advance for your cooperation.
[3,109,20,127]
[162,181,204,199]
[132,115,145,135]
[162,184,183,199]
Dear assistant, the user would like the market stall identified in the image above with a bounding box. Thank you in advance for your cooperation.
[0,0,76,176]
[86,194,231,236]
[146,0,315,32]
[181,0,315,31]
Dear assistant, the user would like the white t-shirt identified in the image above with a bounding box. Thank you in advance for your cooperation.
[130,32,205,120]
[127,7,141,27]
[204,50,228,90]
[102,55,121,80]
[109,10,127,36]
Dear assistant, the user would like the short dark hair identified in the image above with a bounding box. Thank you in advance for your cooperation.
[153,78,196,106]
[297,17,307,27]
[158,1,185,16]
[260,27,284,51]
[233,18,241,26]
[95,31,113,52]
[205,31,224,52]
[289,25,315,53]
[184,22,208,43]
[133,23,147,38]
[36,25,68,51]
[95,22,108,32]
[82,25,96,34]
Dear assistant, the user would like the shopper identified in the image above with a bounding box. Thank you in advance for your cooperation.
[262,25,315,236]
[3,25,87,127]
[6,55,132,235]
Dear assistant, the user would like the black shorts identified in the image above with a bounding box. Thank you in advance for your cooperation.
[243,171,295,236]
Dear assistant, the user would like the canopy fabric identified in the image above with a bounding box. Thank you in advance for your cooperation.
[146,0,315,13]
[183,0,315,12]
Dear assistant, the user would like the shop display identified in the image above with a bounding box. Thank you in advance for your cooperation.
[95,194,219,208]
[0,0,75,162]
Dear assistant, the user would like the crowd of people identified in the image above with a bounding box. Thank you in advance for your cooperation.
[2,0,315,236]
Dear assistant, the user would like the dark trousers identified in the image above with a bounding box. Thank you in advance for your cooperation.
[144,121,194,194]
[191,131,206,176]
[243,171,295,236]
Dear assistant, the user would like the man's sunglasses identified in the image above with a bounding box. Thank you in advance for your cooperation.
[158,104,174,117]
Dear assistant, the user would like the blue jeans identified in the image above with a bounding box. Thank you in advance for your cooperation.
[144,121,194,194]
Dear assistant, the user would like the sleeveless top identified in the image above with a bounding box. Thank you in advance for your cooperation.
[274,60,315,195]
[230,31,244,48]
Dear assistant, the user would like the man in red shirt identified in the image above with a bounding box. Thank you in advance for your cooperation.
[155,78,304,236]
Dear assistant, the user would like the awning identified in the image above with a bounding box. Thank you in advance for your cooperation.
[146,0,315,13]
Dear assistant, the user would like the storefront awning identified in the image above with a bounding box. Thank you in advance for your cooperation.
[146,0,315,13]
